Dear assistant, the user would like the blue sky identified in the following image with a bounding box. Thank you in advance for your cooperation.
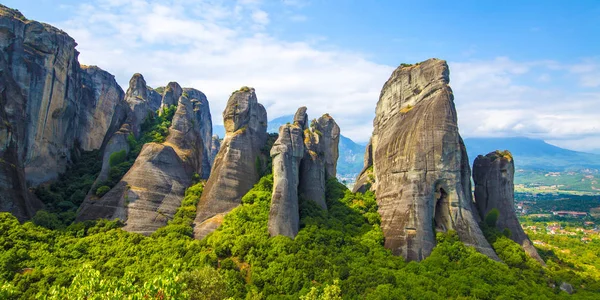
[8,0,600,150]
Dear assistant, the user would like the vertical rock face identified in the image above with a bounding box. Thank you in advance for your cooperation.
[86,74,156,190]
[182,88,213,179]
[352,138,374,194]
[160,82,183,111]
[0,5,127,220]
[268,107,341,238]
[193,88,268,239]
[268,124,304,237]
[368,59,497,261]
[298,113,339,210]
[209,135,221,167]
[0,6,82,186]
[78,65,126,151]
[315,115,340,178]
[77,86,211,234]
[473,151,544,264]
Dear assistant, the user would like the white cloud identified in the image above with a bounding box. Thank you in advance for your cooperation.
[53,0,600,151]
[450,58,600,150]
[60,0,391,142]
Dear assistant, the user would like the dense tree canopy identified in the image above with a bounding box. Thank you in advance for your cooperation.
[2,172,600,299]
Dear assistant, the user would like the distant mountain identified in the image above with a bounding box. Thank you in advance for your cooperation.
[464,137,600,171]
[214,115,367,179]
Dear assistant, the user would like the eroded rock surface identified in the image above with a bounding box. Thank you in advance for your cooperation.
[0,5,125,219]
[352,138,374,194]
[209,135,221,167]
[366,59,497,261]
[268,108,340,238]
[473,151,544,264]
[77,86,211,234]
[79,65,126,151]
[194,88,268,239]
[268,124,304,237]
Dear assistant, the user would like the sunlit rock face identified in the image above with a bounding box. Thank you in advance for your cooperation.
[77,82,212,235]
[0,5,125,220]
[366,59,497,261]
[268,107,340,238]
[473,151,544,264]
[193,88,268,239]
[268,123,304,238]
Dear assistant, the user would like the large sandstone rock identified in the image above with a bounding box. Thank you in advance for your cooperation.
[268,124,304,237]
[182,88,213,179]
[473,151,544,264]
[314,115,340,178]
[87,74,156,191]
[160,82,183,112]
[298,112,339,210]
[209,135,221,167]
[0,5,127,219]
[0,51,43,220]
[368,59,497,261]
[352,138,374,194]
[78,65,126,151]
[269,108,340,238]
[194,87,268,239]
[78,90,210,233]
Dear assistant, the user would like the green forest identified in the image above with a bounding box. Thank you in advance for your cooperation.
[2,172,600,299]
[3,107,600,299]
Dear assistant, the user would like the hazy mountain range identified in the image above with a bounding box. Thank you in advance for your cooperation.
[216,120,600,180]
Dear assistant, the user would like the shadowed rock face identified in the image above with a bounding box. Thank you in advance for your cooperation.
[0,5,126,219]
[193,88,268,239]
[160,82,183,112]
[182,88,213,179]
[85,74,156,193]
[77,86,211,234]
[79,66,126,151]
[473,151,544,264]
[209,135,221,167]
[268,124,304,237]
[368,59,497,261]
[268,108,340,238]
[315,115,340,178]
[352,138,373,194]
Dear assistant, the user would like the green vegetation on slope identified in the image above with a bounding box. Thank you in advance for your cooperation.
[32,105,177,227]
[3,174,600,298]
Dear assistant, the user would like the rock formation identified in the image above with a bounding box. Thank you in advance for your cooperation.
[209,135,221,167]
[361,59,497,261]
[79,65,126,151]
[314,114,340,178]
[193,87,268,239]
[352,138,374,194]
[268,107,340,238]
[182,88,213,179]
[268,123,304,237]
[0,5,125,220]
[473,150,544,264]
[77,83,212,234]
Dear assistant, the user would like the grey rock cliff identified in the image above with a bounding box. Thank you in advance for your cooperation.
[79,65,126,151]
[209,135,221,167]
[182,88,213,179]
[368,59,497,261]
[268,123,304,237]
[194,87,268,239]
[160,82,183,112]
[269,108,340,238]
[78,89,211,233]
[473,151,544,264]
[315,115,340,178]
[0,5,126,219]
[352,138,374,194]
